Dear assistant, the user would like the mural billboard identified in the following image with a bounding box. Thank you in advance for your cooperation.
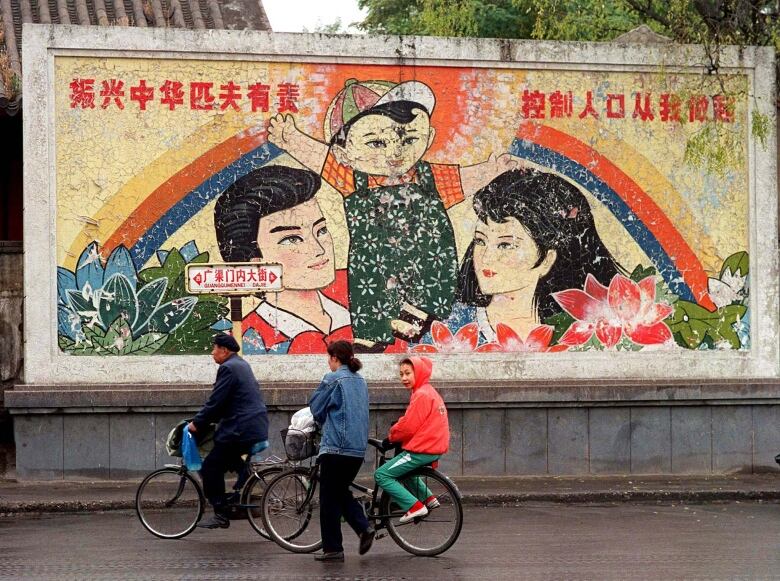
[55,58,751,357]
[22,27,777,382]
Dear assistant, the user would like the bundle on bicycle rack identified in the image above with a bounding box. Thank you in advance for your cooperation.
[282,406,319,461]
[281,427,319,461]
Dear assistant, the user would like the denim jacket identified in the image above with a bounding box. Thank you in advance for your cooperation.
[308,365,369,458]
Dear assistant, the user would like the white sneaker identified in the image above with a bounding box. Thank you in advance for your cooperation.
[399,503,428,524]
[425,496,440,509]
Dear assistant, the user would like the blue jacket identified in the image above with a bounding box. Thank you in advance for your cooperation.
[309,365,369,458]
[193,354,269,444]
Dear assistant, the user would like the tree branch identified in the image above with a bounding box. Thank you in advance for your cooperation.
[622,0,671,28]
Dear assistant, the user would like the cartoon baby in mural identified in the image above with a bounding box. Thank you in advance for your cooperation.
[214,165,352,354]
[268,79,518,350]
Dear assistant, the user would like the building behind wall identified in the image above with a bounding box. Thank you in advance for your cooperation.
[4,18,780,480]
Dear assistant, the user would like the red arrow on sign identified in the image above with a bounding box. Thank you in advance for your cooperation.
[268,272,278,283]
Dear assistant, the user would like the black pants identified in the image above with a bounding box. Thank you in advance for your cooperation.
[200,441,254,513]
[318,453,370,553]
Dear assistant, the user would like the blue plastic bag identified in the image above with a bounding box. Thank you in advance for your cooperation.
[182,429,202,471]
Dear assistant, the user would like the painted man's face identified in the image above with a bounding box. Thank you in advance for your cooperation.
[256,198,335,290]
[472,217,556,296]
[337,108,434,178]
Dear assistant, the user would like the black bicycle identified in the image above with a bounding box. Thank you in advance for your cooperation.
[260,437,463,556]
[135,448,288,540]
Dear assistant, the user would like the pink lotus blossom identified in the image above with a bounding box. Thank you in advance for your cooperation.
[411,321,479,353]
[476,323,569,353]
[552,274,673,348]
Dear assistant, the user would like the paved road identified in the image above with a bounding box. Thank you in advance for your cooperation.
[2,502,780,580]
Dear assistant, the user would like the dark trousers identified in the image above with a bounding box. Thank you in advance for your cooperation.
[318,453,370,553]
[200,441,253,513]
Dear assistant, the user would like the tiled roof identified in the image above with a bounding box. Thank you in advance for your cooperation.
[0,0,273,115]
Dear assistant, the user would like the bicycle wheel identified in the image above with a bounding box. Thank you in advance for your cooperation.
[136,467,204,539]
[242,465,286,539]
[381,468,463,556]
[261,467,322,553]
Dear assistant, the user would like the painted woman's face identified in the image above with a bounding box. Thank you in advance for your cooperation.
[256,198,335,290]
[472,217,555,296]
[336,109,434,178]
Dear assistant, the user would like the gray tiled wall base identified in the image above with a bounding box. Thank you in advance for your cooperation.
[13,404,780,479]
[15,411,295,480]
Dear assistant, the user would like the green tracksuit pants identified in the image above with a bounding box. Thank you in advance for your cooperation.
[374,451,440,511]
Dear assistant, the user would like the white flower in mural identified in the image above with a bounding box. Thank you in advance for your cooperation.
[431,295,450,313]
[378,192,394,205]
[351,305,372,328]
[708,268,747,309]
[357,277,378,297]
[351,252,370,273]
[362,232,380,252]
[401,189,423,204]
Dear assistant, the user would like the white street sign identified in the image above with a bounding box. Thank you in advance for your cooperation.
[185,262,283,294]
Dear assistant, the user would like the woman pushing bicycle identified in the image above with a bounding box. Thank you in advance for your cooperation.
[308,340,376,562]
[375,357,450,524]
[259,350,462,557]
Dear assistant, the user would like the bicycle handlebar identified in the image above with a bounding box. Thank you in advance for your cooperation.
[368,437,402,454]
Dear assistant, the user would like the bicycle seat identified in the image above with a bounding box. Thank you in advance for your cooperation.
[240,440,270,463]
[367,438,384,450]
[251,440,269,455]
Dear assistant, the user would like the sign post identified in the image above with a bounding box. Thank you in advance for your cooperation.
[185,262,283,354]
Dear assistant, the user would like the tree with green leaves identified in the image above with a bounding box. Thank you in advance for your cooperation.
[357,0,776,174]
[358,0,535,38]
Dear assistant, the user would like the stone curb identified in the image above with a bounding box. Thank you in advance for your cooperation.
[460,489,780,505]
[2,489,779,515]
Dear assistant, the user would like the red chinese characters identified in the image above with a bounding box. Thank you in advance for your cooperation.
[521,89,546,119]
[160,80,185,110]
[100,79,125,109]
[247,83,271,112]
[187,263,283,293]
[190,82,216,110]
[68,78,301,113]
[130,80,155,111]
[276,82,299,113]
[548,91,573,118]
[578,91,599,119]
[69,78,96,109]
[517,89,737,123]
[219,81,242,111]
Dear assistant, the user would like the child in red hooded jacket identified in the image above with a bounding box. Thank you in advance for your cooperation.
[374,357,449,524]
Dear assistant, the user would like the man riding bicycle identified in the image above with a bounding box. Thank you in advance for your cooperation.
[189,333,269,529]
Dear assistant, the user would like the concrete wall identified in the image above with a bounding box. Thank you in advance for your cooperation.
[10,25,780,479]
[20,25,779,384]
[10,382,780,479]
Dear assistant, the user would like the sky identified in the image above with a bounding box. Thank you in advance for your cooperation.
[263,0,368,33]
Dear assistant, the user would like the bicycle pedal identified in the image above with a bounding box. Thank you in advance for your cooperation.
[374,532,386,540]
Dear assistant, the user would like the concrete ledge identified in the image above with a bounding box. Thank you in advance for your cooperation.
[8,380,780,412]
[2,474,779,515]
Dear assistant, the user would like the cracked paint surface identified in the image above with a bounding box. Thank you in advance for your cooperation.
[54,57,750,356]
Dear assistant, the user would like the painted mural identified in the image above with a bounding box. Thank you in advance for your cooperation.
[55,57,750,355]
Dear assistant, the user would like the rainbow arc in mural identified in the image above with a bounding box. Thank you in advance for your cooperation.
[69,122,717,311]
[56,58,749,355]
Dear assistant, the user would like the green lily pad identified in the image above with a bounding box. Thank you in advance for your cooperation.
[629,264,656,283]
[669,300,747,349]
[720,251,749,278]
